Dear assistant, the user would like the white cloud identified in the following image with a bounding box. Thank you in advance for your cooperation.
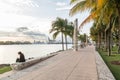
[56,6,71,11]
[4,0,39,8]
[0,1,21,14]
[0,0,39,15]
[28,18,53,35]
[56,2,66,7]
[55,2,71,11]
[0,13,36,30]
[0,0,40,32]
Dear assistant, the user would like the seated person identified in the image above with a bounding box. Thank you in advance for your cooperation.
[16,51,26,62]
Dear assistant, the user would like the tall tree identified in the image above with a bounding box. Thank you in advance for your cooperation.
[63,19,69,50]
[70,0,120,56]
[67,22,74,44]
[50,17,65,50]
[64,21,75,49]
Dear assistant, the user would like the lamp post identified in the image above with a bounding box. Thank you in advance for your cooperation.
[73,19,78,51]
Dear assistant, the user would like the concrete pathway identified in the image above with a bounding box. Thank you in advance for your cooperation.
[20,46,98,80]
[1,46,99,80]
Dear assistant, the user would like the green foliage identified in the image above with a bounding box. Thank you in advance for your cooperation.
[70,0,120,42]
[70,0,120,57]
[112,46,118,51]
[50,17,74,50]
[0,66,12,74]
[98,49,120,80]
[90,25,98,41]
[50,17,74,39]
[66,24,74,38]
[78,34,88,43]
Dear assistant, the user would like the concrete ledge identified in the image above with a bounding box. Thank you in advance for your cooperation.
[95,51,116,80]
[10,53,56,70]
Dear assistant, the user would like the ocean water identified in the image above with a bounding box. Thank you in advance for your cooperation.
[0,44,72,64]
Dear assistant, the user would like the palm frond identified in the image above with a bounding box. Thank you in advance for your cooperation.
[79,12,97,28]
[105,23,110,31]
[70,0,78,4]
[97,0,105,9]
[49,29,53,33]
[53,31,60,39]
[70,1,87,16]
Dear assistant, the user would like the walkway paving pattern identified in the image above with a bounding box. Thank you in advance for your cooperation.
[0,46,115,80]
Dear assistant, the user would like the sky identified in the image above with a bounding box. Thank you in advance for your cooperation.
[0,0,93,40]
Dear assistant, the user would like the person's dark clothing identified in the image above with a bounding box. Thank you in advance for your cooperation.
[16,58,20,62]
[19,53,25,62]
[16,52,25,62]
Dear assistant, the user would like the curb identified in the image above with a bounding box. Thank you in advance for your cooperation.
[95,51,116,80]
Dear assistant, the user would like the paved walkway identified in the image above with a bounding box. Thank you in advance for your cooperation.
[1,45,114,80]
[18,46,98,80]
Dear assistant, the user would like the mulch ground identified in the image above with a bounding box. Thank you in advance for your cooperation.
[111,61,120,65]
[0,64,10,68]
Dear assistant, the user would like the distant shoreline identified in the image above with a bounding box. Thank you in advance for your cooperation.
[0,43,73,45]
[0,64,10,68]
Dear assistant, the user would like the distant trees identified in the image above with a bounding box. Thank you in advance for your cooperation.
[0,41,32,45]
[78,34,89,43]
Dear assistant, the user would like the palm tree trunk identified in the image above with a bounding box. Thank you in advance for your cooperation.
[65,35,68,50]
[108,18,112,56]
[100,32,102,49]
[118,16,120,54]
[85,35,88,46]
[118,9,120,54]
[108,30,111,56]
[98,33,100,49]
[61,33,64,50]
[116,0,120,54]
[100,32,103,50]
[96,34,99,50]
[105,30,108,51]
[95,39,98,50]
[118,26,120,54]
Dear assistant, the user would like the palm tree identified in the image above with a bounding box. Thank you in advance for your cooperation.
[64,21,75,50]
[67,22,74,44]
[50,17,65,50]
[70,0,120,56]
[90,26,98,43]
[63,19,68,50]
[70,0,119,31]
[78,33,87,43]
[50,17,75,50]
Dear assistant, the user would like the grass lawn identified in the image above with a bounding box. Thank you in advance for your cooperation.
[99,49,120,80]
[0,66,12,74]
